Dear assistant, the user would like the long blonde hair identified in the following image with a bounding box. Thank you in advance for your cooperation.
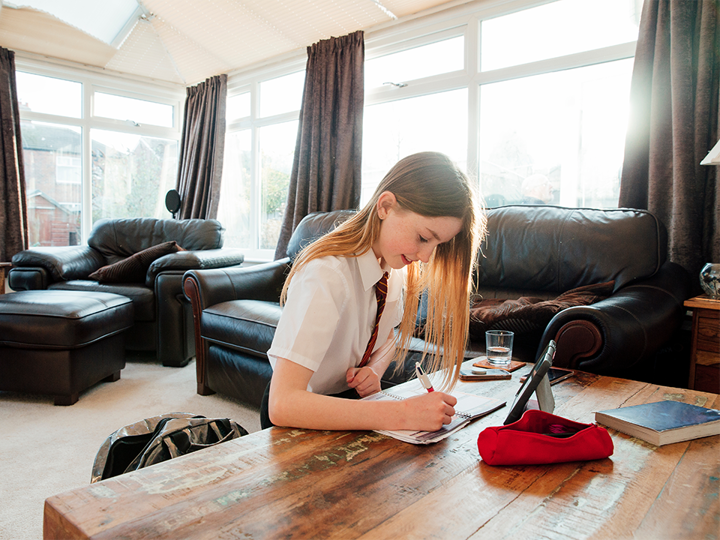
[282,151,485,388]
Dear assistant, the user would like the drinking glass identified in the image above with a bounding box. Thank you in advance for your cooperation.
[485,330,514,367]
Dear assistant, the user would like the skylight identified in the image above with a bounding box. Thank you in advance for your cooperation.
[5,0,140,46]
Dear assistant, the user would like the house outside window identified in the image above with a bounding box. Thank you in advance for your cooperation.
[15,64,183,247]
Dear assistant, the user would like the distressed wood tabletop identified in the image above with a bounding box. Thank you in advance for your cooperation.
[44,367,720,540]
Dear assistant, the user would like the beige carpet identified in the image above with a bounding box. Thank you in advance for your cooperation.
[0,354,262,540]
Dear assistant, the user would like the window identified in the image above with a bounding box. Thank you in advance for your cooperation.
[479,60,634,208]
[94,92,174,127]
[21,120,82,246]
[91,130,178,221]
[16,72,81,118]
[220,65,305,258]
[16,65,183,246]
[361,0,641,211]
[365,35,465,89]
[478,0,640,208]
[362,89,468,206]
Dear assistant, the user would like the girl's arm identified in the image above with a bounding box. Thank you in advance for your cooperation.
[269,357,457,432]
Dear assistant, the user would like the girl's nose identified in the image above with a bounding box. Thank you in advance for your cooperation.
[417,245,434,263]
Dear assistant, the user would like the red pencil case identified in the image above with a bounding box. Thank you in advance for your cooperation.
[477,409,613,466]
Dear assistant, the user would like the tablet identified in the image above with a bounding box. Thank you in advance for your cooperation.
[503,340,556,425]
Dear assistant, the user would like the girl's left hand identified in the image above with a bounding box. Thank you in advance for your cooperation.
[346,366,381,397]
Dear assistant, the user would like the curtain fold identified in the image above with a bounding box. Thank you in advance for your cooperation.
[274,30,365,260]
[619,0,719,293]
[175,74,227,220]
[0,47,28,262]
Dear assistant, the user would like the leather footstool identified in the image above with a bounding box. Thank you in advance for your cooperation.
[0,290,133,405]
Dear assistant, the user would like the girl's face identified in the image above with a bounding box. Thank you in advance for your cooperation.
[371,192,463,270]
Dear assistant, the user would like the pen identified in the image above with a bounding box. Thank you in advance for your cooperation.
[415,362,434,392]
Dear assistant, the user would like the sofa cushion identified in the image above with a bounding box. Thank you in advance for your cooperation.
[468,281,615,338]
[477,206,667,293]
[88,218,224,264]
[202,300,282,359]
[89,241,182,284]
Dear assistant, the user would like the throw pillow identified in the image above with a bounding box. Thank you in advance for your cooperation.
[89,241,183,284]
[468,281,615,339]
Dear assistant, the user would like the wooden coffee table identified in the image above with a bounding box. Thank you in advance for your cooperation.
[44,365,720,539]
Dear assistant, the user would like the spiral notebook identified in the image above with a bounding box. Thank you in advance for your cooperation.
[362,380,505,444]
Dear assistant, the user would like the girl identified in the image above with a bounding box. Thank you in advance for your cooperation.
[264,151,484,432]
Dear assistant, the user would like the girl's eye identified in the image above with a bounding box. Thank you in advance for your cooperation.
[419,235,428,243]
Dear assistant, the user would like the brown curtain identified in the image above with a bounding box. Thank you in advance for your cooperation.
[274,31,365,259]
[175,74,227,220]
[0,47,28,261]
[619,0,719,294]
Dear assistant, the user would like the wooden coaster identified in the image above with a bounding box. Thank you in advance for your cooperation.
[472,357,526,372]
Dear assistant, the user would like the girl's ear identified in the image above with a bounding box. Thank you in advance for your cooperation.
[376,191,397,220]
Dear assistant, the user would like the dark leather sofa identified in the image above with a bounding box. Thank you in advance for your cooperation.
[183,206,689,407]
[9,218,244,367]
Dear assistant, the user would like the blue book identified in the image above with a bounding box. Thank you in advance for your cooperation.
[595,401,720,446]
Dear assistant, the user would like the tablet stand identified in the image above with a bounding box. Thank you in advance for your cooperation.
[534,374,555,413]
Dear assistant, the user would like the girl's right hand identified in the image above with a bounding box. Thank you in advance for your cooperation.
[402,392,457,432]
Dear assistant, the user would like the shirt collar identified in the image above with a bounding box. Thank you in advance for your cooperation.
[357,249,401,301]
[357,249,385,292]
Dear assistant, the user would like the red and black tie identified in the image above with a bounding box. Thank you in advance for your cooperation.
[359,272,389,368]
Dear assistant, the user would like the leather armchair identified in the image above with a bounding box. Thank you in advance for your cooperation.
[9,218,244,367]
[184,211,354,405]
[184,206,689,408]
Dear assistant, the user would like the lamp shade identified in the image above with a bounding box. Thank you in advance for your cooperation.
[701,139,720,165]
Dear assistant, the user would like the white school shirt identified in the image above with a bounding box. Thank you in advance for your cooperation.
[267,249,404,395]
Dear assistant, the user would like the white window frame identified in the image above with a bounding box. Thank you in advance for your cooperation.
[15,53,185,242]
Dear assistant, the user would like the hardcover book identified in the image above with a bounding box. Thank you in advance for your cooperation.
[595,401,720,446]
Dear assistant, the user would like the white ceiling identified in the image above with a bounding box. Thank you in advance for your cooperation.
[0,0,458,86]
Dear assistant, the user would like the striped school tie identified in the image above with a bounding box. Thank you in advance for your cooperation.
[359,272,389,368]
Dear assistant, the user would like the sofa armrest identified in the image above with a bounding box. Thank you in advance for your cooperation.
[183,259,290,311]
[146,249,245,287]
[8,267,50,290]
[539,261,689,376]
[11,246,104,284]
[183,259,289,395]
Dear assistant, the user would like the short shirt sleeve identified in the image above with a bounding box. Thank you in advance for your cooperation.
[267,258,349,373]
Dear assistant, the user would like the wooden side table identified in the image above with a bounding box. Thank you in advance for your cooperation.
[0,262,10,294]
[685,295,720,393]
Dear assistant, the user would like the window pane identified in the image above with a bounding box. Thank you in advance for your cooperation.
[227,92,251,121]
[366,36,464,89]
[260,72,305,117]
[361,89,468,206]
[21,120,82,246]
[94,92,174,127]
[217,130,252,248]
[479,59,633,209]
[481,0,641,71]
[259,121,298,249]
[16,72,82,118]
[91,130,178,223]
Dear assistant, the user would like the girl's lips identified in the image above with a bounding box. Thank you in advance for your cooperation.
[401,255,411,265]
